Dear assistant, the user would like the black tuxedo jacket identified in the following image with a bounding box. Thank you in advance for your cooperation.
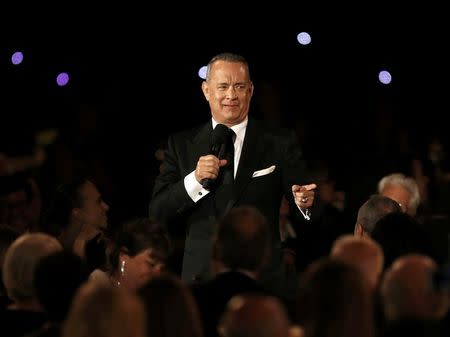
[149,118,311,282]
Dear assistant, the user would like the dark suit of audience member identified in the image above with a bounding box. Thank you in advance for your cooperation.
[191,207,271,337]
[24,251,89,337]
[371,212,437,270]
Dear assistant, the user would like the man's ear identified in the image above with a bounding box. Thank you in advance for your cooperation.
[71,208,82,221]
[201,81,210,101]
[354,223,364,237]
[249,81,254,97]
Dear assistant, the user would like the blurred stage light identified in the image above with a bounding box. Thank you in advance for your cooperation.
[56,72,70,86]
[297,32,311,45]
[11,51,24,65]
[198,65,207,79]
[378,70,392,84]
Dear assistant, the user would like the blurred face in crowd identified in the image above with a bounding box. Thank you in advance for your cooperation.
[119,248,165,291]
[202,60,253,127]
[73,181,109,230]
[380,184,410,214]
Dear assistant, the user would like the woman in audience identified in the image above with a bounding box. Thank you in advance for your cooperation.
[107,217,171,291]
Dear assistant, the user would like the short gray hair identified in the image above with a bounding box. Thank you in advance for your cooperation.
[378,173,420,216]
[205,52,250,81]
[357,195,402,234]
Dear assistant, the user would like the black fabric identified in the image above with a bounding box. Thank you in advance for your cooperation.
[214,128,235,215]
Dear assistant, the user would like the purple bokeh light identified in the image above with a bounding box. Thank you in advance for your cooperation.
[297,32,312,45]
[56,72,70,86]
[198,66,207,79]
[378,70,392,84]
[11,51,24,65]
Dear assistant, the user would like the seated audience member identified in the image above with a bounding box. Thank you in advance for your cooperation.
[41,177,110,272]
[218,294,293,337]
[371,212,437,269]
[26,251,89,337]
[192,206,271,337]
[378,173,420,217]
[138,273,203,337]
[63,282,146,337]
[106,217,171,291]
[354,194,401,238]
[330,235,384,291]
[380,254,449,337]
[295,258,375,337]
[1,233,62,337]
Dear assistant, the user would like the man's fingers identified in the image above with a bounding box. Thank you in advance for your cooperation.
[292,183,317,193]
[301,183,317,191]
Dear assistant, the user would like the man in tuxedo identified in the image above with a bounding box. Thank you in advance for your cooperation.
[149,52,316,291]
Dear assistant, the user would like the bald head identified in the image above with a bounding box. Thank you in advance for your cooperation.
[219,295,291,337]
[331,235,384,290]
[381,254,448,321]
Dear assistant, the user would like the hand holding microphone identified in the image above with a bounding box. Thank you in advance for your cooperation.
[196,124,234,190]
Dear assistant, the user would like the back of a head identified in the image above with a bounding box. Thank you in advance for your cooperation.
[296,258,374,337]
[356,195,402,236]
[381,254,448,320]
[2,232,62,302]
[377,173,420,216]
[34,250,90,322]
[219,294,291,337]
[41,177,89,237]
[214,207,271,272]
[371,212,435,269]
[330,235,384,290]
[63,282,146,337]
[138,273,203,337]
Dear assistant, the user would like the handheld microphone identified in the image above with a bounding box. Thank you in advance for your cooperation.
[201,124,231,190]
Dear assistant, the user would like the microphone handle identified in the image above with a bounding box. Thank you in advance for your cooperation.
[201,143,227,190]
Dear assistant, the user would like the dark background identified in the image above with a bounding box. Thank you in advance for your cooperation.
[2,5,449,223]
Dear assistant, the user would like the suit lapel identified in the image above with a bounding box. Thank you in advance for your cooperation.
[230,118,264,207]
[190,122,213,167]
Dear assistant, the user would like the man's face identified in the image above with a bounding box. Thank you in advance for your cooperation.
[76,181,109,230]
[380,184,411,215]
[202,60,253,127]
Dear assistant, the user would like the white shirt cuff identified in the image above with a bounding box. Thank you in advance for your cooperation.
[184,171,210,202]
[296,205,311,221]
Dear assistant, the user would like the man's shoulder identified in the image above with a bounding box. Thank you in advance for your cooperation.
[169,123,209,142]
[250,118,297,140]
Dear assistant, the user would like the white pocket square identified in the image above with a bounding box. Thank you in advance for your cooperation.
[252,165,276,178]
